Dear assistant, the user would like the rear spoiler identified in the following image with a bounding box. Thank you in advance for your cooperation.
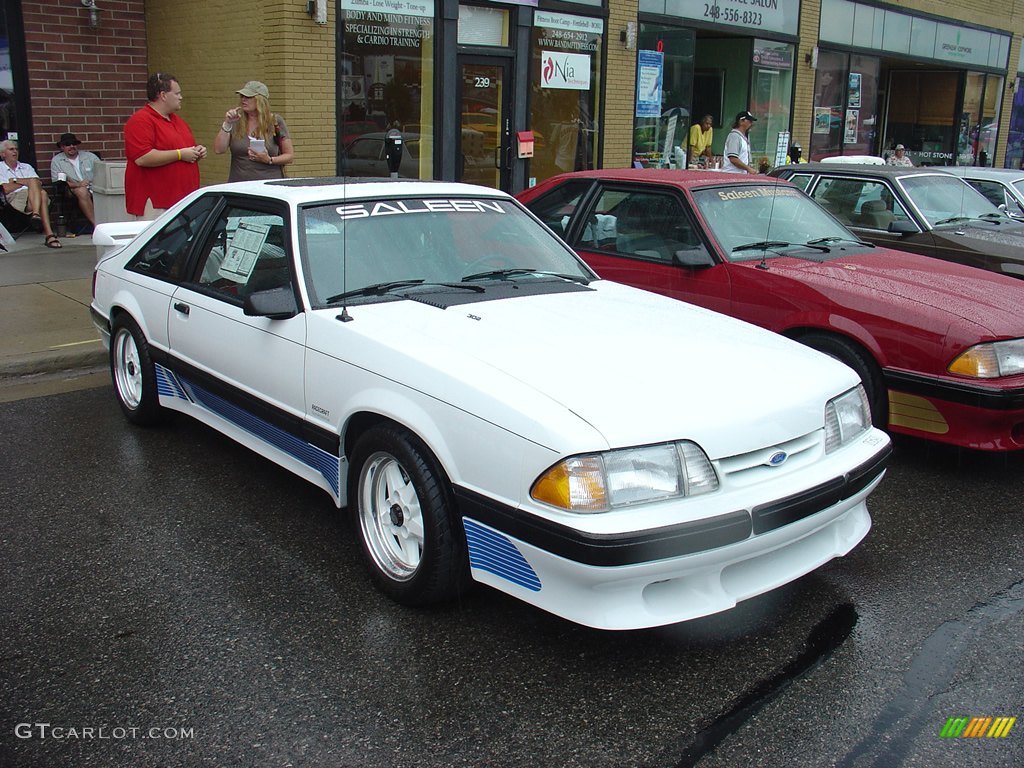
[93,220,152,262]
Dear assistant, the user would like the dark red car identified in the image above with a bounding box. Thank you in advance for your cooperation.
[518,169,1024,451]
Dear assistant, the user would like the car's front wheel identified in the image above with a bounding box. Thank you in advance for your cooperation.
[349,424,470,606]
[801,332,887,429]
[110,314,165,426]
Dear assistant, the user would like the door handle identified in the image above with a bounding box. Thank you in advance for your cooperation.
[173,302,190,316]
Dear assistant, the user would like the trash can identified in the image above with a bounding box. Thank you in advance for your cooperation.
[92,160,129,224]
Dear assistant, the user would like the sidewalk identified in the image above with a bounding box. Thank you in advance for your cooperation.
[0,231,106,382]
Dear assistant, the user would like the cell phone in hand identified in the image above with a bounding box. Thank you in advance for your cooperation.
[249,138,266,154]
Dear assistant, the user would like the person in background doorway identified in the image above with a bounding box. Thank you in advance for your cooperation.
[124,72,206,220]
[886,143,914,167]
[722,111,757,174]
[0,139,60,248]
[688,114,714,167]
[786,143,807,164]
[50,132,99,226]
[212,80,294,181]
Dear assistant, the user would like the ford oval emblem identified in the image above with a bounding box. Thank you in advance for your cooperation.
[767,451,788,467]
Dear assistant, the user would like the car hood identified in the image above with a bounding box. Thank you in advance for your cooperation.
[931,223,1024,272]
[316,281,856,457]
[765,248,1023,334]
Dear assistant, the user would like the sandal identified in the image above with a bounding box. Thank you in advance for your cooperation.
[45,234,62,249]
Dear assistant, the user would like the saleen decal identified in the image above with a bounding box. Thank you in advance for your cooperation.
[336,199,507,220]
[717,187,801,201]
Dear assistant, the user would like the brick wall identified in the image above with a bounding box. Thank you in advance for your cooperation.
[604,0,639,169]
[146,0,336,185]
[21,0,148,180]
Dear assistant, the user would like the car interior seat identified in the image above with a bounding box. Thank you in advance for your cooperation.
[856,199,895,229]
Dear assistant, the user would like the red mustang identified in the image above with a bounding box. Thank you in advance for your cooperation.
[518,169,1024,451]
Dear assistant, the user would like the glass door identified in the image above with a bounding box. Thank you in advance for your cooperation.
[459,59,511,191]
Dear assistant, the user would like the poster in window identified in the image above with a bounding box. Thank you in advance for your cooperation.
[814,107,831,134]
[848,73,862,108]
[844,109,859,144]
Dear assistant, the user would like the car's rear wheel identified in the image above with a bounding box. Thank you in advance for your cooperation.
[800,332,887,429]
[349,424,469,606]
[110,315,165,426]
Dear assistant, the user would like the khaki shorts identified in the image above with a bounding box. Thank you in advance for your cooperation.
[6,186,30,212]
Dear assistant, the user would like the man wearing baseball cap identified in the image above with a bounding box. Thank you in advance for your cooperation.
[51,132,100,227]
[886,143,914,167]
[723,110,758,174]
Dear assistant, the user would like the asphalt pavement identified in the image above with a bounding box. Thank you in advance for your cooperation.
[0,231,106,382]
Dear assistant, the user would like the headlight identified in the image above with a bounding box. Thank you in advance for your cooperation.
[530,441,719,513]
[948,339,1024,378]
[825,385,871,453]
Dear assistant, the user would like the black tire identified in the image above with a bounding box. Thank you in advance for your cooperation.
[348,424,470,606]
[800,332,887,429]
[109,314,166,426]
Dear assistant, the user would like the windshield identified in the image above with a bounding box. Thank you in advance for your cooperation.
[299,196,593,306]
[691,184,859,261]
[899,175,1004,227]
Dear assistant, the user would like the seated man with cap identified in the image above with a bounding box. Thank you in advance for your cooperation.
[51,132,100,226]
[886,143,914,167]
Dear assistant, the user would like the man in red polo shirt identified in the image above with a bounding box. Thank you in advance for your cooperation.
[124,72,207,219]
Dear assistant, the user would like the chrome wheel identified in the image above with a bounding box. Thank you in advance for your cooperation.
[358,452,426,581]
[113,325,144,411]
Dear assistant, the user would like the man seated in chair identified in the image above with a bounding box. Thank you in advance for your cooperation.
[0,139,61,248]
[51,132,98,228]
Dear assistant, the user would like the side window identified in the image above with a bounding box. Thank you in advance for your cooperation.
[593,188,703,263]
[968,180,1008,209]
[193,205,291,302]
[809,177,864,224]
[524,180,593,236]
[849,181,911,230]
[787,174,813,191]
[125,195,218,281]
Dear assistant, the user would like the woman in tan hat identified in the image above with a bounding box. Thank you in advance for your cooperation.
[213,80,294,181]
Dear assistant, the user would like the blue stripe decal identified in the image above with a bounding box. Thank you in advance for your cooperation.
[464,518,541,592]
[173,373,340,496]
[155,364,190,401]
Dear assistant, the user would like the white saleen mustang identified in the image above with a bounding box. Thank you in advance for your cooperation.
[91,179,891,630]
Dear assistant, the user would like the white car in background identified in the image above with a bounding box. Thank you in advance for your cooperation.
[90,178,891,630]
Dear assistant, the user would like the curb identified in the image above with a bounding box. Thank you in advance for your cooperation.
[0,345,107,380]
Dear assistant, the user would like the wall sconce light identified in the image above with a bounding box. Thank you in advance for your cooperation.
[81,0,100,28]
[620,22,637,51]
[306,0,327,24]
[804,46,818,69]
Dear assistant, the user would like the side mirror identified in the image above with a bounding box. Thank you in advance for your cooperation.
[673,247,716,268]
[244,286,299,319]
[887,220,918,235]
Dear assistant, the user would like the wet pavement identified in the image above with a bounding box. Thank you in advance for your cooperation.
[1,387,1022,768]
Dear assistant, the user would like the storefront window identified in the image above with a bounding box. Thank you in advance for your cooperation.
[529,11,604,185]
[1005,83,1024,170]
[338,0,435,179]
[959,72,1003,167]
[748,39,794,167]
[809,50,847,161]
[631,24,694,168]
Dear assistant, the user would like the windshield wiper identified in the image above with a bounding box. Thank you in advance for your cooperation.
[977,212,1009,223]
[732,240,791,253]
[327,280,489,304]
[461,268,589,284]
[326,279,425,303]
[806,236,873,248]
[933,216,972,226]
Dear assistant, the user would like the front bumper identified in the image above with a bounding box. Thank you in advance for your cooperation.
[456,444,890,630]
